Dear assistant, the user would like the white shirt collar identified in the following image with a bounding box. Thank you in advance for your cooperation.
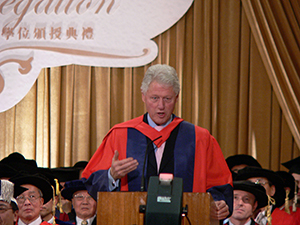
[47,216,54,224]
[228,219,252,225]
[76,215,96,225]
[18,216,42,225]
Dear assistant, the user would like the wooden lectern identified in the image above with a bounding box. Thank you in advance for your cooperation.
[97,192,219,225]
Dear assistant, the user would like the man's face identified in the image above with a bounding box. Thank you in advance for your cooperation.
[17,184,44,224]
[72,190,96,220]
[247,177,275,197]
[0,201,17,225]
[142,81,178,126]
[292,173,300,200]
[231,190,257,224]
[40,198,53,220]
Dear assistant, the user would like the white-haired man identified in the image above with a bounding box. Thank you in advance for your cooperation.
[82,64,233,220]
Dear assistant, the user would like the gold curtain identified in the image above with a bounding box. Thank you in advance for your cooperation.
[0,0,299,171]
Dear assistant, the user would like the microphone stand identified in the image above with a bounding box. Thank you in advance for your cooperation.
[140,135,162,191]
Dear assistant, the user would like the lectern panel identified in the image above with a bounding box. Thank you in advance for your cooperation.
[97,192,219,225]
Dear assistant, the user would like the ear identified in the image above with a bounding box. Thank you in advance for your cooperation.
[13,210,18,222]
[142,93,146,102]
[40,197,44,206]
[253,201,258,213]
[175,95,179,103]
[270,185,276,196]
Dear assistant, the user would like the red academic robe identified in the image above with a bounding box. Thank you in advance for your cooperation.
[271,206,300,225]
[82,114,233,209]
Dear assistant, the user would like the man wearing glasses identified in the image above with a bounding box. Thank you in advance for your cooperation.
[61,180,97,225]
[10,173,53,225]
[235,167,289,225]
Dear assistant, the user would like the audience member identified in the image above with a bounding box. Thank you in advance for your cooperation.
[0,180,27,225]
[226,154,262,173]
[50,162,88,221]
[273,171,300,224]
[224,180,268,225]
[282,156,300,209]
[61,180,97,225]
[10,173,53,225]
[38,168,70,224]
[235,167,286,225]
[226,154,262,180]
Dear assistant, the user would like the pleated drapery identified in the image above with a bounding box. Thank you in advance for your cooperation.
[0,0,299,172]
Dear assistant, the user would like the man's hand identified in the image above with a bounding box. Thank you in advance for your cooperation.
[110,150,139,180]
[210,200,230,220]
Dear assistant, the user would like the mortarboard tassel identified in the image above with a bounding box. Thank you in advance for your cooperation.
[54,178,64,213]
[293,181,297,212]
[285,189,290,214]
[51,185,56,225]
[266,195,275,225]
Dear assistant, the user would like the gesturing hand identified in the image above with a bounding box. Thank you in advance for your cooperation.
[210,200,230,220]
[110,150,139,180]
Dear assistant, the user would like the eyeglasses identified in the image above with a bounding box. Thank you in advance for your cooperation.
[73,194,93,201]
[0,206,13,214]
[16,195,41,204]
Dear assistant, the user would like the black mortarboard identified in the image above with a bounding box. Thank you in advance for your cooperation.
[38,167,62,195]
[0,152,38,173]
[0,164,18,179]
[230,170,238,181]
[73,161,88,169]
[233,180,268,209]
[235,166,286,208]
[50,167,81,183]
[282,156,300,174]
[13,185,28,199]
[236,167,282,186]
[9,172,53,204]
[276,171,296,200]
[61,179,87,201]
[226,154,262,170]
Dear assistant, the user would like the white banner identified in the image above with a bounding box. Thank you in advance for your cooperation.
[0,0,193,112]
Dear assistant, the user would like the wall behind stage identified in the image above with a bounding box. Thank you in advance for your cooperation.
[0,0,299,171]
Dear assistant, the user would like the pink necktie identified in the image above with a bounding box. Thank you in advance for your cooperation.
[154,126,166,172]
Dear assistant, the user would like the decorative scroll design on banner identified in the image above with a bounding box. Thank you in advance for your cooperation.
[0,45,149,59]
[0,73,4,94]
[0,57,33,74]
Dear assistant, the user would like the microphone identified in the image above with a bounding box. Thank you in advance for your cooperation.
[140,135,162,191]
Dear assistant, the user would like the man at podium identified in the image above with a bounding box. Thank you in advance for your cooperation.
[82,64,233,221]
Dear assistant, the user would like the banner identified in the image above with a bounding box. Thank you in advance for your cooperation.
[0,0,193,112]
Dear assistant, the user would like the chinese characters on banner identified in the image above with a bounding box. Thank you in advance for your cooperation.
[3,26,94,41]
